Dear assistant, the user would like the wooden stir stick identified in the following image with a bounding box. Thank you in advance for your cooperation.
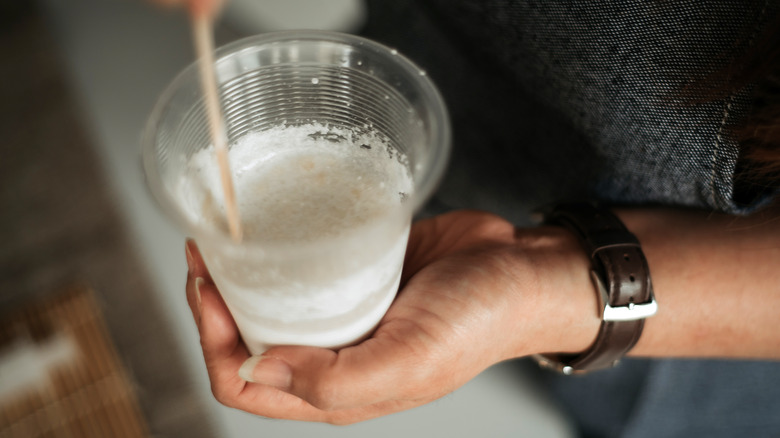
[191,10,243,242]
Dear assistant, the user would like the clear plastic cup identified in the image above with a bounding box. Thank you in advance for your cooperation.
[142,30,450,355]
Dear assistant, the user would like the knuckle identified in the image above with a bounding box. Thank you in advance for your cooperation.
[469,213,510,237]
[323,412,359,426]
[210,382,231,405]
[304,379,342,411]
[209,378,238,407]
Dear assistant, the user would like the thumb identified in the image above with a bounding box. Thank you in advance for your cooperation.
[238,330,433,412]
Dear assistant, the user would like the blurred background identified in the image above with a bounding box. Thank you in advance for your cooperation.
[0,0,573,436]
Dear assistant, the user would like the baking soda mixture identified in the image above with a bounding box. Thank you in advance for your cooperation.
[177,123,414,352]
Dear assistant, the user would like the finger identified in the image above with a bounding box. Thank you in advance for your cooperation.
[185,239,211,279]
[403,210,469,279]
[195,278,254,402]
[195,281,365,424]
[185,239,213,325]
[402,216,441,283]
[217,374,417,424]
[185,272,203,327]
[188,0,226,18]
[184,254,318,419]
[231,384,424,425]
[237,320,442,412]
[187,241,241,365]
[182,244,403,423]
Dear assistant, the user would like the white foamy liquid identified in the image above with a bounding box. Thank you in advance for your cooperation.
[179,124,413,354]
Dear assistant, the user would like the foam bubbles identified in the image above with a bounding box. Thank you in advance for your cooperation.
[181,123,413,243]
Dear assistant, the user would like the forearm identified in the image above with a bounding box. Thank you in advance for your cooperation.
[470,205,780,362]
[615,205,780,359]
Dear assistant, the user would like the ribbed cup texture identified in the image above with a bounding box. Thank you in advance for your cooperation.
[143,32,449,240]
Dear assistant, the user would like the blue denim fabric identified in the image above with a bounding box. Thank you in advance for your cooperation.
[535,358,780,438]
[361,1,780,437]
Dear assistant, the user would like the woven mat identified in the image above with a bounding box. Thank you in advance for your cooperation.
[0,286,148,438]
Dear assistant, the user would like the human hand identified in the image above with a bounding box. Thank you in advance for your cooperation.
[151,0,224,17]
[184,210,599,424]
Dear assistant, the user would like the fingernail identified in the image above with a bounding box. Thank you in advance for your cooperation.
[185,241,195,274]
[194,277,204,314]
[239,356,292,390]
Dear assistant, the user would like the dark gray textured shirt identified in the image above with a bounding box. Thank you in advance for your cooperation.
[365,0,778,222]
[361,1,780,437]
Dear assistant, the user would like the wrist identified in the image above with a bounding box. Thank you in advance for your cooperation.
[530,203,657,374]
[508,225,601,357]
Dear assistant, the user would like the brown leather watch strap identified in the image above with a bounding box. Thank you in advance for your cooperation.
[534,202,657,374]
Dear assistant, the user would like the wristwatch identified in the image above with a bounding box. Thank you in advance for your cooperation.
[532,202,658,375]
